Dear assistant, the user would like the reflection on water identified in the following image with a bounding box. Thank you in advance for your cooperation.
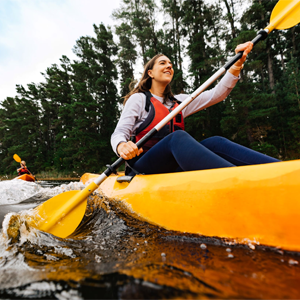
[0,179,299,299]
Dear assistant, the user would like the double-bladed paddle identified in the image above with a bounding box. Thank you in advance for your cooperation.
[25,0,300,238]
[13,154,22,163]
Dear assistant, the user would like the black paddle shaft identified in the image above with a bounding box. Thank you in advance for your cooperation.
[224,30,269,70]
[104,30,270,176]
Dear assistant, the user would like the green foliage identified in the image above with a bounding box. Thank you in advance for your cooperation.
[0,23,119,175]
[115,22,137,98]
[251,142,279,158]
[1,0,300,176]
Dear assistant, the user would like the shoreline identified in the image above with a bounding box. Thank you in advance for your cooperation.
[37,178,80,181]
[0,176,81,181]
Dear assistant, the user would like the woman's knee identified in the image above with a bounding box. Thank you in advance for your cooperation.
[169,130,191,140]
[201,136,229,147]
[166,130,193,149]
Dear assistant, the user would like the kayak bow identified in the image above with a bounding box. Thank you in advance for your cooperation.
[81,160,300,252]
[15,174,36,182]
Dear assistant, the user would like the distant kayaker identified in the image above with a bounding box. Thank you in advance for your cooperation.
[17,161,32,176]
[111,41,280,175]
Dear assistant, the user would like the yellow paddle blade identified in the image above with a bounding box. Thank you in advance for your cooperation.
[267,0,300,31]
[32,190,88,238]
[13,154,21,163]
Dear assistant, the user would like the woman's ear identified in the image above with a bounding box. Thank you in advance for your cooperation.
[148,70,153,79]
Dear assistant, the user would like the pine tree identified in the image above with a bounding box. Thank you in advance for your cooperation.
[278,55,300,158]
[40,56,74,171]
[160,0,186,94]
[0,97,22,174]
[115,22,137,98]
[0,94,40,173]
[220,0,281,158]
[182,0,228,141]
[70,23,119,172]
[113,0,158,64]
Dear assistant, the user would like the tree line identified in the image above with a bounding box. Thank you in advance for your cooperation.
[1,0,300,175]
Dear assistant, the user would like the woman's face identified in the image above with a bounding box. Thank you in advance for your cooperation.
[148,56,174,85]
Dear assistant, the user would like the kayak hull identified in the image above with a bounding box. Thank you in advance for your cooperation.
[16,174,35,182]
[80,160,300,252]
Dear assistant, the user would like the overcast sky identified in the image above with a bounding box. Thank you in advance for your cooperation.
[0,0,122,102]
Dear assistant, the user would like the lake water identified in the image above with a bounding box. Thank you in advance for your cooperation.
[0,178,299,299]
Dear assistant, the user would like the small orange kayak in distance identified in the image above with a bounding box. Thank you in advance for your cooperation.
[16,174,36,182]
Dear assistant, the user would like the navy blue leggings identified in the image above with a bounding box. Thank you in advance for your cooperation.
[129,131,280,175]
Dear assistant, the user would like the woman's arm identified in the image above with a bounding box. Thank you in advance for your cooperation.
[111,93,146,158]
[178,41,253,118]
[177,72,239,118]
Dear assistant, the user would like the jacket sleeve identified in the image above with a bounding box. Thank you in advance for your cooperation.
[177,71,239,118]
[111,93,146,155]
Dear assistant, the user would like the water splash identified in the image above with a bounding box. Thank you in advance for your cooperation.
[0,180,86,232]
[1,181,300,298]
[0,179,85,205]
[0,180,41,205]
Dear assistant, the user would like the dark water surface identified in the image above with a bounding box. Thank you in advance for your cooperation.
[0,180,299,299]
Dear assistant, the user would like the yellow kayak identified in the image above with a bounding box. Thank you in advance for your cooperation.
[16,174,35,182]
[80,160,300,252]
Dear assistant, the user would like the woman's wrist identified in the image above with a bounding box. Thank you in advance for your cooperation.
[117,141,126,156]
[230,63,244,71]
[228,63,244,76]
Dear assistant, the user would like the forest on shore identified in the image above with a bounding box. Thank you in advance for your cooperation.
[1,0,300,176]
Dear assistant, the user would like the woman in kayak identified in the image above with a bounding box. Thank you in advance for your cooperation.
[111,41,280,175]
[17,161,32,176]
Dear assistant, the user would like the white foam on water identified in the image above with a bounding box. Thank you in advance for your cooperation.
[52,246,76,258]
[0,179,86,205]
[2,212,15,240]
[1,212,39,247]
[0,232,35,271]
[0,180,87,254]
[0,180,42,205]
[3,281,83,300]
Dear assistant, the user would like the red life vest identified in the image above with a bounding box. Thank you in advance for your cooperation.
[18,167,30,176]
[133,91,185,152]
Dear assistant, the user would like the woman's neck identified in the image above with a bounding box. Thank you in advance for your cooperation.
[149,82,167,97]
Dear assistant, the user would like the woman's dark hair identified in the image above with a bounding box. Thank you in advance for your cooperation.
[123,53,175,105]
